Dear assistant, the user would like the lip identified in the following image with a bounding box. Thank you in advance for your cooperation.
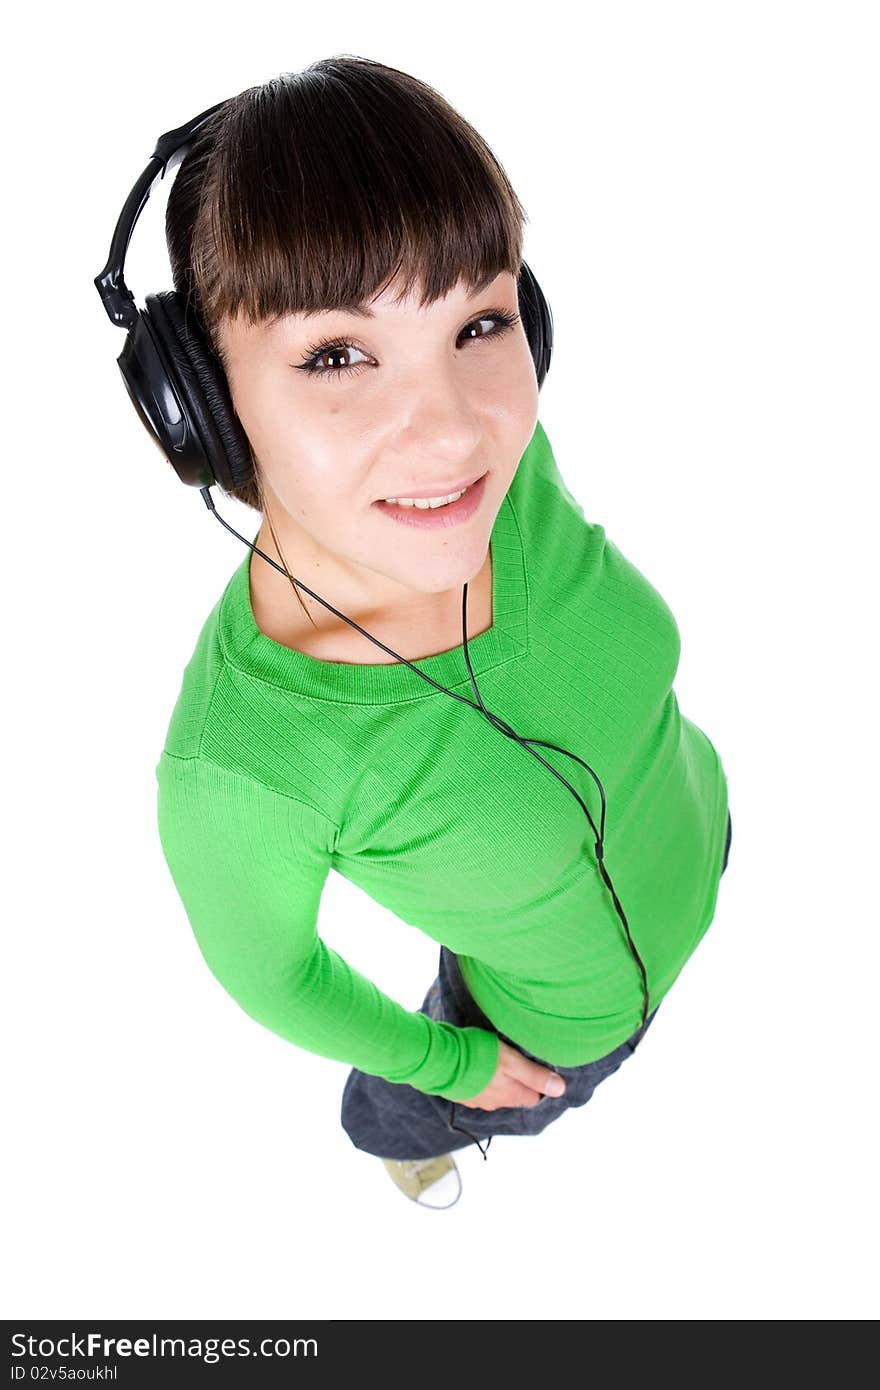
[373,469,486,502]
[373,471,488,530]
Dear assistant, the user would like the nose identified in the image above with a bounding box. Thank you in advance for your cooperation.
[392,386,482,467]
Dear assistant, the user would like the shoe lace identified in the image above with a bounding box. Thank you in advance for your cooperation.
[402,1158,439,1179]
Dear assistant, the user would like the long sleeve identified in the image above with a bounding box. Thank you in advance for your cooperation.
[155,751,500,1102]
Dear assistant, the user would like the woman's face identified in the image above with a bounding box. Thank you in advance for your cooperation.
[216,270,539,615]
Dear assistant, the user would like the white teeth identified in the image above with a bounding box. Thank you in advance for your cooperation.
[383,487,467,509]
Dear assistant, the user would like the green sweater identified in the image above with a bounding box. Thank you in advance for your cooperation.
[156,419,729,1103]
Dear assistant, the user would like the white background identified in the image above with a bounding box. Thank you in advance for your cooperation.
[4,0,877,1323]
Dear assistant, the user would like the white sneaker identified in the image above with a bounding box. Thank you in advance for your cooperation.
[381,1153,462,1208]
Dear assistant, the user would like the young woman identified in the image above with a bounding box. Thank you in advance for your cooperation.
[156,55,732,1210]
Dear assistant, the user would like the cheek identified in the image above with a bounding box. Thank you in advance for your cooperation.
[483,343,540,408]
[229,376,293,460]
[495,365,540,441]
[271,454,364,525]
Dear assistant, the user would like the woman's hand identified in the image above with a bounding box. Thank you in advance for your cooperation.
[457,1038,567,1111]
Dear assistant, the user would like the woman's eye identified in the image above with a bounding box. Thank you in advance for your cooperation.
[295,308,520,383]
[301,343,369,378]
[461,313,515,343]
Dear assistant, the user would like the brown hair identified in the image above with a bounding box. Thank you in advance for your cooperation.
[165,53,529,522]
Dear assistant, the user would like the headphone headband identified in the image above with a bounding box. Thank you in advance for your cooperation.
[94,99,230,330]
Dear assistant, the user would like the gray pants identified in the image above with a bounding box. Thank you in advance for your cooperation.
[340,810,733,1162]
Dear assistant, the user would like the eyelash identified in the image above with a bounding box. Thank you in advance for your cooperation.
[295,308,522,383]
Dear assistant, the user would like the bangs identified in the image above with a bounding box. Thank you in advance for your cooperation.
[170,58,527,353]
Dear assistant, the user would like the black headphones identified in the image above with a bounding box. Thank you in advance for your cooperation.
[95,99,651,1161]
[94,99,554,496]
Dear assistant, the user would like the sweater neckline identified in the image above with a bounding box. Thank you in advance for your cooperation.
[218,485,530,704]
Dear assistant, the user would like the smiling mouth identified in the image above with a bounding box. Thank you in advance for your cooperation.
[373,469,487,503]
[373,470,489,527]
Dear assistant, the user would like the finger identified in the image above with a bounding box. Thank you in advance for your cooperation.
[501,1051,567,1098]
[507,1081,548,1107]
[459,1082,543,1111]
[527,1063,566,1097]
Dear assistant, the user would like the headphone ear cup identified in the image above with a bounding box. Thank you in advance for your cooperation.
[145,290,255,494]
[517,261,554,389]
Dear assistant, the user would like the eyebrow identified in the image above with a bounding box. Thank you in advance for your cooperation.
[297,271,504,321]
